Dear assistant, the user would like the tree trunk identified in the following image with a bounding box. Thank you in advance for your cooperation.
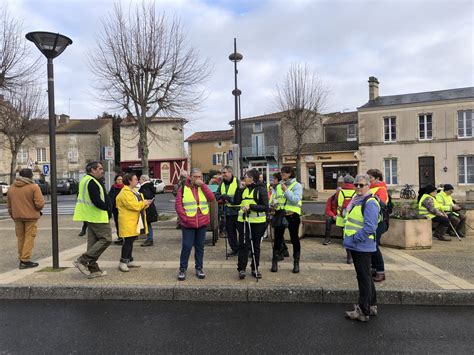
[296,152,302,183]
[139,110,149,175]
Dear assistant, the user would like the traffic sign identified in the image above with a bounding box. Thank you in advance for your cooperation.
[103,146,114,161]
[42,164,50,176]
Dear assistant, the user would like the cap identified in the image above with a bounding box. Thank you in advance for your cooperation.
[443,184,454,191]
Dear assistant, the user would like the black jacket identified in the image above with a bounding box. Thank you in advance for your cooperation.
[233,181,269,214]
[139,181,158,224]
[108,185,123,211]
[87,175,110,216]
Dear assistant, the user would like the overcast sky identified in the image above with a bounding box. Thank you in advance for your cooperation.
[6,0,474,137]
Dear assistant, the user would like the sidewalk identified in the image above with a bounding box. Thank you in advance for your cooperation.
[0,217,472,305]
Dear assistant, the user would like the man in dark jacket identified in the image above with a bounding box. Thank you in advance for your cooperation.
[139,175,158,246]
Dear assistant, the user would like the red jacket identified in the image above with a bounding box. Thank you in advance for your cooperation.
[175,179,215,229]
[370,181,388,204]
[325,193,337,217]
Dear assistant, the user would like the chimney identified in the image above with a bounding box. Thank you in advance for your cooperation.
[368,76,379,101]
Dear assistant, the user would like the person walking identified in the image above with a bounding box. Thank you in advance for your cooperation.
[116,173,152,272]
[233,169,269,279]
[73,161,112,278]
[367,169,389,282]
[436,184,466,238]
[343,174,379,322]
[418,184,451,241]
[7,168,45,269]
[108,174,124,244]
[215,166,240,257]
[139,175,158,247]
[175,168,215,281]
[271,166,303,274]
[269,172,289,259]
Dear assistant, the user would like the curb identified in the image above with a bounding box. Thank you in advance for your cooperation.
[0,285,472,305]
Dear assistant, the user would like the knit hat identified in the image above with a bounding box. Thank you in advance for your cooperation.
[424,184,438,194]
[443,184,454,192]
[343,175,354,184]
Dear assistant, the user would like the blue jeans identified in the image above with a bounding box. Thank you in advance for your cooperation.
[145,223,154,242]
[179,226,207,270]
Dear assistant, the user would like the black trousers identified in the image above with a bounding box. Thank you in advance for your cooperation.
[351,250,377,316]
[237,221,266,272]
[121,236,137,261]
[273,214,301,257]
[225,214,239,252]
[371,221,386,272]
[325,217,335,238]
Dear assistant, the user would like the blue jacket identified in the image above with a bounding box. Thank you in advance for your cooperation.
[343,198,379,253]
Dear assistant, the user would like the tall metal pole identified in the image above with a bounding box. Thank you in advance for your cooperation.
[47,58,59,269]
[238,95,243,177]
[232,38,240,176]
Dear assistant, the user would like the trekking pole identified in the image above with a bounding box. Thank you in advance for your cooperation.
[223,205,228,260]
[246,211,259,283]
[448,220,462,241]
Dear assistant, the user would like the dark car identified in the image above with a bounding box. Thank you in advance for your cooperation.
[57,178,79,195]
[34,179,50,195]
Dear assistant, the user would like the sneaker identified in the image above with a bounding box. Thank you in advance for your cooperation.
[128,261,141,268]
[140,240,154,247]
[118,262,129,272]
[322,238,332,245]
[178,268,186,281]
[196,268,206,279]
[238,270,246,280]
[87,270,107,279]
[251,270,262,279]
[345,304,369,322]
[373,273,386,282]
[73,259,90,276]
[19,261,39,270]
[369,305,378,316]
[436,235,451,242]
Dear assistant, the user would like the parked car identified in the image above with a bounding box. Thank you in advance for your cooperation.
[57,178,79,195]
[151,178,166,194]
[0,181,9,195]
[34,179,50,195]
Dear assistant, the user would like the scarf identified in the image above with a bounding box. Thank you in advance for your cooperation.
[113,183,124,189]
[344,190,372,216]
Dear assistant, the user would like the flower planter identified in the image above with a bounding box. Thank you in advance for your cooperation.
[381,218,432,249]
[466,210,474,237]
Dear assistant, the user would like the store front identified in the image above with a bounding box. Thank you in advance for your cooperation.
[322,163,358,189]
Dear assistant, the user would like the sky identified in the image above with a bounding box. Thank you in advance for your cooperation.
[5,0,474,138]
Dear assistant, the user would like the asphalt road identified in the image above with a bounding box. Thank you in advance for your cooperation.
[1,301,472,354]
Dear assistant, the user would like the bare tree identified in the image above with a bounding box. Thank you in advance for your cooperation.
[277,63,328,181]
[89,2,209,173]
[0,84,46,183]
[0,6,39,91]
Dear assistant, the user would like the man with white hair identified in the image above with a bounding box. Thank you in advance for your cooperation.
[139,175,158,246]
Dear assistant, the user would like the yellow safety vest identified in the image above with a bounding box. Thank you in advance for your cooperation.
[336,189,355,227]
[238,187,266,223]
[73,175,109,223]
[343,196,380,240]
[436,190,457,215]
[220,177,239,208]
[182,186,209,217]
[418,194,442,219]
[276,181,302,215]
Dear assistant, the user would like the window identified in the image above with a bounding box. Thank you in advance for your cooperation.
[419,114,433,140]
[251,133,265,156]
[384,158,398,185]
[212,153,223,166]
[17,147,28,164]
[253,122,262,132]
[36,148,47,162]
[458,110,473,138]
[68,147,79,163]
[383,116,396,142]
[458,156,474,184]
[347,124,357,141]
[217,141,222,147]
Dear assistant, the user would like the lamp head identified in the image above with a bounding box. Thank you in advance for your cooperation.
[26,31,72,59]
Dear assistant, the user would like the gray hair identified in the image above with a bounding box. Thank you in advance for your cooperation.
[354,174,370,185]
[190,168,201,175]
[222,165,233,173]
[343,174,354,184]
[140,174,150,181]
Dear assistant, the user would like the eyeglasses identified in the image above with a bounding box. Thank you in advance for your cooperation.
[192,175,202,179]
[354,183,367,188]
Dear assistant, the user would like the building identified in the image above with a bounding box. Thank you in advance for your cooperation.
[358,77,474,197]
[119,115,187,186]
[185,129,233,179]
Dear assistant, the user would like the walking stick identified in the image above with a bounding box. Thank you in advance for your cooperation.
[448,220,462,241]
[223,205,228,260]
[246,212,259,283]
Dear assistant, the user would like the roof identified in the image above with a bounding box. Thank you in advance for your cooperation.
[32,119,111,134]
[301,141,359,154]
[359,87,474,109]
[185,129,233,143]
[229,111,286,125]
[323,111,358,125]
[121,115,186,126]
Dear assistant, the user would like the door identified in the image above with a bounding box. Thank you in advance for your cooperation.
[251,134,265,156]
[418,156,435,188]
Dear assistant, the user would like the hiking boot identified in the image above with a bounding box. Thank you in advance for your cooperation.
[238,270,246,280]
[128,261,141,268]
[73,259,90,276]
[119,261,129,272]
[87,270,107,279]
[292,256,300,274]
[373,272,386,282]
[19,261,39,270]
[436,234,451,242]
[345,305,369,322]
[271,252,279,273]
[251,270,262,279]
[78,230,86,237]
[178,268,186,281]
[322,237,331,245]
[196,268,206,279]
[369,305,378,316]
[140,240,154,247]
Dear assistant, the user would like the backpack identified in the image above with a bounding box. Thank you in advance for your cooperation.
[361,193,392,232]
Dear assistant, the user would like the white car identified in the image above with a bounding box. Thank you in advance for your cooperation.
[0,181,9,195]
[151,178,166,194]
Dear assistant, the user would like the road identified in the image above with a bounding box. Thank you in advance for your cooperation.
[0,300,472,354]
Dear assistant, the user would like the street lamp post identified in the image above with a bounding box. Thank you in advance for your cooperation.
[26,32,72,269]
[229,38,243,177]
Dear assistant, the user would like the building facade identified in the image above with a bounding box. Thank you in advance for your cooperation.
[358,77,474,197]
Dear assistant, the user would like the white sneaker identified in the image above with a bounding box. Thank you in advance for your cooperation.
[345,304,369,322]
[87,270,107,279]
[128,261,141,268]
[119,262,129,272]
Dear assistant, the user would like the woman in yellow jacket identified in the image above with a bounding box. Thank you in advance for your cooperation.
[116,173,153,272]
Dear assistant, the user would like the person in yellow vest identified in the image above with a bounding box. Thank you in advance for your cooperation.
[116,173,153,272]
[270,172,290,259]
[271,166,303,274]
[73,161,112,278]
[436,184,466,238]
[343,174,379,322]
[175,168,215,281]
[233,168,269,279]
[215,165,240,257]
[418,184,451,241]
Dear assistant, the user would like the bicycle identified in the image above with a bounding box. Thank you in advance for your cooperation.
[400,184,416,199]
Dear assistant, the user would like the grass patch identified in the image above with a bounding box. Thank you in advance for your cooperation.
[38,267,68,272]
